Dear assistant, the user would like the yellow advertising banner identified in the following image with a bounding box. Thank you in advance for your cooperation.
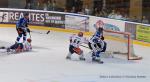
[136,25,150,43]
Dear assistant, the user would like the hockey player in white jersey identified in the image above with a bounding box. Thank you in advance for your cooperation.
[0,38,32,54]
[88,27,107,63]
[7,38,32,53]
[66,32,88,60]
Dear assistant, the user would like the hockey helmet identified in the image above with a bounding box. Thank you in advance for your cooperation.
[78,32,83,37]
[24,12,29,16]
[27,38,32,43]
[98,27,103,32]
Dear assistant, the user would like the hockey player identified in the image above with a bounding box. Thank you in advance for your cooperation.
[66,32,88,60]
[7,38,32,53]
[88,27,107,63]
[16,13,30,43]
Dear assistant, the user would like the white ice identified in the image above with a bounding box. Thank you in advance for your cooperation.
[0,27,150,82]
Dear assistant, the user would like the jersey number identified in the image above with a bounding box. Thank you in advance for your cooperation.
[73,39,80,44]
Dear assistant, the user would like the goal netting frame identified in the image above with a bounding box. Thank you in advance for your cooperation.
[103,29,142,60]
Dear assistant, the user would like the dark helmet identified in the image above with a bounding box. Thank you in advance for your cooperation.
[98,27,103,32]
[23,12,29,17]
[78,32,83,37]
[27,38,32,43]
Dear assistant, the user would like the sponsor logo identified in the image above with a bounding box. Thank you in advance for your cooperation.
[0,12,8,22]
[94,20,120,31]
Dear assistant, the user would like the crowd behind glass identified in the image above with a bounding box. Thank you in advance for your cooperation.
[25,0,149,24]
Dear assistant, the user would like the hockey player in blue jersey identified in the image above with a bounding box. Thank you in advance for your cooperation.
[88,27,107,63]
[16,13,30,43]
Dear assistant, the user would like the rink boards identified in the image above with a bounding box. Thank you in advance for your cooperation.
[0,24,149,47]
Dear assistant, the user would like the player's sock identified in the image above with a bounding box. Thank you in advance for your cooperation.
[7,48,10,52]
[79,53,85,60]
[66,52,72,59]
[96,51,101,57]
[23,36,26,42]
[16,37,21,42]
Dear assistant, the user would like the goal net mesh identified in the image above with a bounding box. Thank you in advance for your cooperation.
[103,30,142,60]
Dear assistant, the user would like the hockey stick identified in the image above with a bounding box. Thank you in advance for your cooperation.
[0,46,6,49]
[31,30,50,34]
[31,31,43,34]
[81,44,118,55]
[80,45,90,49]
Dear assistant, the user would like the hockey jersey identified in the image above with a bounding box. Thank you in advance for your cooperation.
[90,30,103,43]
[16,17,29,30]
[23,41,32,51]
[70,34,87,48]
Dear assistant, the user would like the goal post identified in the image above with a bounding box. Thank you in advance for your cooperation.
[103,29,142,60]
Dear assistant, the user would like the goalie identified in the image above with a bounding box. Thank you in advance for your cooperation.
[88,27,107,63]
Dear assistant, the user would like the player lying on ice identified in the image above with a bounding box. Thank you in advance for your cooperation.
[66,32,88,60]
[0,38,32,54]
[88,27,107,64]
[7,38,32,53]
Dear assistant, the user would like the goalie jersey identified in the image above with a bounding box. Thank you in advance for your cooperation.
[90,30,103,43]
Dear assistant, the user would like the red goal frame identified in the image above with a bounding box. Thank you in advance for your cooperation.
[104,29,142,60]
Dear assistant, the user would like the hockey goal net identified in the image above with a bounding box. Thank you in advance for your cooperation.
[103,29,142,60]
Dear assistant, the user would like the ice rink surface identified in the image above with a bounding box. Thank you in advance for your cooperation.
[0,27,150,82]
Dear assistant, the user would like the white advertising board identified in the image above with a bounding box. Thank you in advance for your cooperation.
[0,12,9,22]
[65,14,89,31]
[89,16,126,32]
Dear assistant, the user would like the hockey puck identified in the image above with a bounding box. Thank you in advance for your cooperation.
[46,30,50,34]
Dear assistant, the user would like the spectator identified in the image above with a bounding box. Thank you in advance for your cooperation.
[74,0,83,13]
[43,3,48,11]
[47,0,53,11]
[141,16,149,24]
[93,8,98,16]
[78,7,85,14]
[115,11,123,20]
[93,8,102,17]
[108,10,117,19]
[122,14,130,21]
[52,0,56,11]
[100,8,108,17]
[25,2,31,9]
[64,8,68,12]
[36,1,43,10]
[71,6,76,13]
[84,5,90,15]
[131,16,139,22]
